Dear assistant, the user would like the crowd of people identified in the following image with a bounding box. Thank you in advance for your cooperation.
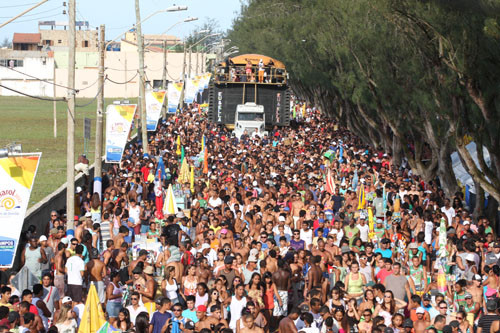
[0,103,498,333]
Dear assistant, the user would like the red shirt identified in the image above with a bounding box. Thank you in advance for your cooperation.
[376,268,393,284]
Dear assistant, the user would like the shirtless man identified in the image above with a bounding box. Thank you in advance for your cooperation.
[218,229,234,249]
[74,218,86,243]
[278,307,300,333]
[194,305,211,331]
[240,313,264,333]
[85,248,106,304]
[413,307,431,333]
[312,238,333,272]
[467,274,484,306]
[291,194,304,229]
[195,258,212,284]
[233,238,249,262]
[272,259,290,318]
[129,249,149,278]
[54,242,67,297]
[203,305,229,329]
[113,226,129,248]
[102,240,115,267]
[307,255,323,294]
[265,250,278,274]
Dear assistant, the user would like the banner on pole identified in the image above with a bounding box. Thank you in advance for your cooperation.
[167,82,183,114]
[184,78,200,104]
[146,90,166,131]
[0,153,41,267]
[105,104,137,163]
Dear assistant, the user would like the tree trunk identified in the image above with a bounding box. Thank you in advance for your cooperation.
[436,143,459,198]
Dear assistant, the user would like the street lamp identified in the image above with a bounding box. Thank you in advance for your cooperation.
[135,2,188,157]
[144,16,198,50]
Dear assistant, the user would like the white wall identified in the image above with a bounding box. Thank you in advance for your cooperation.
[0,57,56,97]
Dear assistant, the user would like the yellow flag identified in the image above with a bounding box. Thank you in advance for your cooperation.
[190,165,195,193]
[368,206,375,240]
[176,136,181,156]
[357,184,366,210]
[78,284,106,333]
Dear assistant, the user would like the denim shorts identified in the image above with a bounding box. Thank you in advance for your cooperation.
[106,301,122,318]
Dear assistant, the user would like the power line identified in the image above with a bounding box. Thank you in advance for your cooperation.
[75,85,102,107]
[0,2,39,9]
[0,6,62,19]
[105,72,139,85]
[1,64,78,91]
[0,83,66,102]
[10,14,63,24]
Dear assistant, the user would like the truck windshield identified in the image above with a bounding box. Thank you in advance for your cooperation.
[238,112,264,121]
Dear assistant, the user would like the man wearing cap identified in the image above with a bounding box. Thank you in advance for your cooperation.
[217,256,239,286]
[463,292,480,324]
[375,238,393,260]
[414,306,431,333]
[467,274,484,304]
[194,305,211,331]
[39,235,54,277]
[241,254,259,285]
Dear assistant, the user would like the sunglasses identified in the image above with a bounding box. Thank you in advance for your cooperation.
[71,243,78,245]
[457,317,463,320]
[131,298,139,300]
[173,309,182,312]
[439,307,447,309]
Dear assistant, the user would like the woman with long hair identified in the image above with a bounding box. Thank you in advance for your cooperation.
[90,192,101,223]
[116,308,132,331]
[134,312,150,333]
[55,304,77,333]
[327,286,345,311]
[345,261,366,300]
[333,308,350,333]
[182,264,198,296]
[206,288,223,316]
[262,271,281,323]
[162,266,180,305]
[373,290,406,326]
[359,289,376,313]
[245,272,264,309]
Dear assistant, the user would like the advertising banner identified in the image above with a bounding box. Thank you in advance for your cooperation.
[167,82,183,114]
[202,73,211,90]
[105,104,137,163]
[0,153,41,267]
[184,78,200,104]
[146,90,166,131]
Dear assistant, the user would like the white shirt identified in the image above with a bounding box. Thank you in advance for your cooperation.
[204,249,218,267]
[440,206,455,226]
[208,196,222,208]
[65,256,84,285]
[300,229,313,248]
[273,224,292,236]
[229,296,247,329]
[129,205,141,225]
[127,304,148,325]
[424,221,434,245]
[357,224,369,242]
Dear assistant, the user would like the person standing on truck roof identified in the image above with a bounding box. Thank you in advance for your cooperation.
[258,59,265,83]
[246,59,253,82]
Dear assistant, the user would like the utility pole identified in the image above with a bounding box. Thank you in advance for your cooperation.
[188,47,192,78]
[94,24,105,199]
[66,0,76,230]
[162,40,167,89]
[53,63,57,138]
[179,43,186,110]
[161,40,167,119]
[196,48,199,76]
[135,0,148,155]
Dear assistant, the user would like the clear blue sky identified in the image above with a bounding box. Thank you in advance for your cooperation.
[0,0,243,42]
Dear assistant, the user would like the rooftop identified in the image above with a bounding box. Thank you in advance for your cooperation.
[13,33,41,44]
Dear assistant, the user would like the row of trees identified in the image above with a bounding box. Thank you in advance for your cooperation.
[228,0,500,214]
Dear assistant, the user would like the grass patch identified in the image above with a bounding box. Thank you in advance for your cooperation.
[0,96,137,207]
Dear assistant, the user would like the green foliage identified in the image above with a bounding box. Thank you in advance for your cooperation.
[227,0,500,199]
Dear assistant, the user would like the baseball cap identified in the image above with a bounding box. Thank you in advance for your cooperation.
[416,307,425,314]
[85,212,92,218]
[221,229,228,234]
[143,266,154,275]
[278,216,286,222]
[473,274,482,281]
[39,235,47,242]
[197,305,207,312]
[408,243,418,249]
[62,296,72,303]
[422,294,431,301]
[60,237,69,245]
[248,255,258,262]
[463,221,470,225]
[75,186,82,194]
[464,293,472,299]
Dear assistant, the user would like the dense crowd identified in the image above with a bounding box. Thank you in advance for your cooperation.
[0,103,498,333]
